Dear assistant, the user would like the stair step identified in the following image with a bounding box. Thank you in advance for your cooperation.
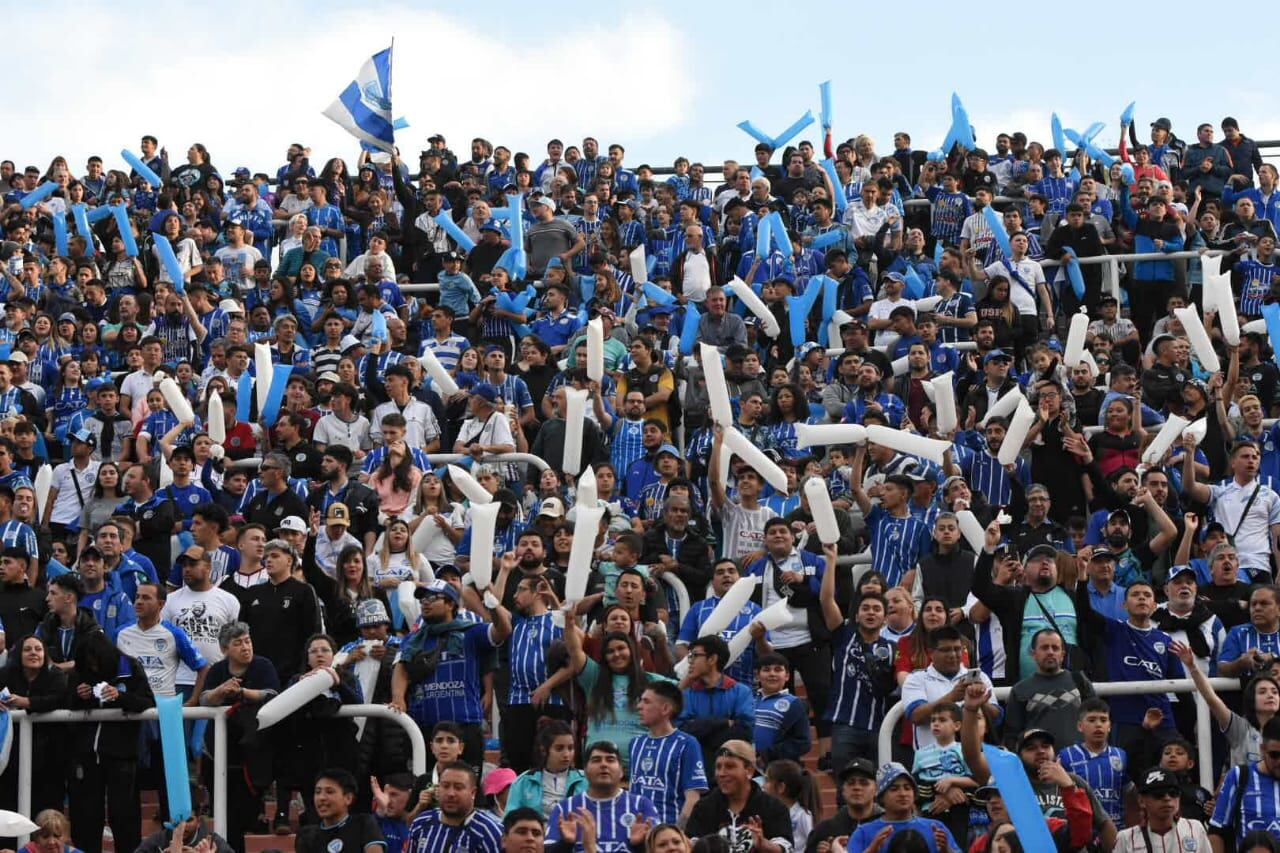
[246,834,296,853]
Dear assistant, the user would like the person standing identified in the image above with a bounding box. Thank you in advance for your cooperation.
[1113,768,1211,853]
[628,681,708,826]
[1002,628,1096,749]
[237,539,321,683]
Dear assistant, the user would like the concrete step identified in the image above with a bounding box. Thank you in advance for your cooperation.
[246,834,296,853]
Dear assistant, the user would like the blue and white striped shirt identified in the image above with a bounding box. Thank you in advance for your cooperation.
[547,792,660,853]
[1058,743,1127,826]
[395,622,497,727]
[508,611,563,706]
[307,203,345,256]
[420,334,471,372]
[677,596,764,687]
[407,809,503,853]
[1210,763,1280,844]
[0,519,37,556]
[627,730,708,824]
[610,419,647,478]
[826,624,895,730]
[865,506,931,587]
[953,443,1030,507]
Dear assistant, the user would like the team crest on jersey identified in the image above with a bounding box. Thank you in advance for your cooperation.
[154,639,167,652]
[1184,839,1196,851]
[283,598,291,608]
[188,494,200,504]
[619,813,635,828]
[296,453,307,462]
[1153,642,1166,654]
[774,699,789,711]
[642,758,654,772]
[143,510,154,519]
[874,646,891,659]
[327,840,343,853]
[1110,755,1123,771]
[275,507,283,516]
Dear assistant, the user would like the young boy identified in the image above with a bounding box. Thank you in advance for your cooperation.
[295,767,386,853]
[599,532,649,606]
[628,682,708,825]
[752,652,811,765]
[912,703,977,844]
[428,722,466,782]
[1057,699,1129,828]
[370,772,416,853]
[1157,737,1213,822]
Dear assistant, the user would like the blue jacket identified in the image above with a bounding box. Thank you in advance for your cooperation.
[1222,184,1280,233]
[753,691,811,764]
[678,674,756,731]
[505,768,587,817]
[1119,187,1184,281]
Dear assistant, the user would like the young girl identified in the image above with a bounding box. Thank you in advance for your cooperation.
[408,471,463,567]
[764,760,820,852]
[503,720,587,817]
[369,440,421,521]
[367,518,433,588]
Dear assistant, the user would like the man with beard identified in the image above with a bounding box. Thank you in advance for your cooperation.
[841,361,905,429]
[1003,628,1096,749]
[962,684,1117,848]
[305,446,379,551]
[406,765,503,853]
[960,351,1020,428]
[1075,577,1184,778]
[1218,585,1280,680]
[546,742,659,853]
[1155,565,1224,733]
[1094,495,1178,590]
[160,546,240,710]
[946,416,1030,508]
[1069,361,1105,426]
[502,574,569,773]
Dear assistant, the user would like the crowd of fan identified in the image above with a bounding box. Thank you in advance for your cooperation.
[0,112,1277,853]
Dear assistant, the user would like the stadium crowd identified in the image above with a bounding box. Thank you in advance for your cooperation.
[0,111,1278,853]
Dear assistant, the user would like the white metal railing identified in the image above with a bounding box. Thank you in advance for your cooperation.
[426,452,550,472]
[1037,249,1225,301]
[12,703,425,843]
[877,677,1238,791]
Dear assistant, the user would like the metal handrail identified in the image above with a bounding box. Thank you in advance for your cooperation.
[877,676,1238,791]
[12,702,425,842]
[426,452,550,472]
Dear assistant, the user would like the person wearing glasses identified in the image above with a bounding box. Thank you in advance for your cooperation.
[241,452,309,531]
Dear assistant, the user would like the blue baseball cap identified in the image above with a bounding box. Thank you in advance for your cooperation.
[656,443,682,459]
[413,579,460,605]
[982,350,1013,365]
[471,383,500,403]
[875,762,916,801]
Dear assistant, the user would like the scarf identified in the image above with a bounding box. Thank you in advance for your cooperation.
[1153,603,1213,659]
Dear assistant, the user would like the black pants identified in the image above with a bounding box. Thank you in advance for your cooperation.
[1129,278,1179,344]
[69,754,141,853]
[501,703,573,774]
[778,641,833,737]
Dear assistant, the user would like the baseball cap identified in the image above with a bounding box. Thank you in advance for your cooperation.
[536,498,565,519]
[69,427,95,446]
[443,250,463,262]
[318,371,340,384]
[530,195,555,210]
[175,546,209,567]
[480,222,502,234]
[6,351,29,365]
[472,383,500,403]
[276,516,307,534]
[78,543,103,561]
[839,758,877,782]
[1107,508,1131,525]
[1089,547,1117,562]
[875,762,916,800]
[1017,728,1056,750]
[414,579,460,604]
[1025,543,1058,562]
[942,475,967,494]
[656,443,682,460]
[1168,564,1198,582]
[356,598,390,628]
[340,335,363,353]
[716,740,757,767]
[1151,117,1172,131]
[57,312,78,325]
[482,767,517,796]
[1139,768,1181,795]
[325,503,351,527]
[982,350,1013,365]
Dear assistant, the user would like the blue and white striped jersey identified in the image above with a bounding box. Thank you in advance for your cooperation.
[826,624,895,729]
[547,791,660,853]
[865,506,931,587]
[508,611,563,706]
[395,622,497,727]
[1058,743,1127,826]
[953,443,1030,507]
[406,809,503,853]
[627,730,708,824]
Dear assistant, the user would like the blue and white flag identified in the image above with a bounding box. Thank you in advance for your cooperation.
[323,46,397,153]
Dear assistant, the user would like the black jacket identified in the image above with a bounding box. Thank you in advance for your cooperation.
[306,480,380,545]
[641,523,714,603]
[0,580,46,643]
[236,576,323,682]
[36,607,103,665]
[970,549,1073,683]
[685,783,793,849]
[243,486,310,532]
[527,418,609,486]
[68,648,155,759]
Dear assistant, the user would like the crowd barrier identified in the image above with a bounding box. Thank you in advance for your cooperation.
[10,704,427,843]
[877,677,1240,791]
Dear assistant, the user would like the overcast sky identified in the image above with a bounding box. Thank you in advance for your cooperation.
[8,0,1279,179]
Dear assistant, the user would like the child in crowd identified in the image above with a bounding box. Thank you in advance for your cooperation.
[1057,699,1129,828]
[912,703,977,844]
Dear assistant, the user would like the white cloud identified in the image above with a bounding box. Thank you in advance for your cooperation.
[3,3,695,176]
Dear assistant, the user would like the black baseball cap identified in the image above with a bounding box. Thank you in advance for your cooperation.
[839,758,877,782]
[1138,768,1180,795]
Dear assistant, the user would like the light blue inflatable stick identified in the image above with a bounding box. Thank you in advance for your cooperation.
[156,695,193,826]
[236,372,253,421]
[72,203,94,243]
[1120,101,1136,126]
[786,295,810,345]
[19,181,57,210]
[737,120,776,147]
[817,276,839,346]
[52,211,69,256]
[679,303,701,355]
[1120,164,1136,186]
[927,150,946,162]
[903,266,927,300]
[983,744,1055,852]
[819,81,833,130]
[112,205,138,257]
[86,204,114,223]
[755,214,773,261]
[433,212,476,253]
[949,93,977,150]
[369,308,388,343]
[768,211,794,257]
[643,283,677,306]
[1264,304,1280,367]
[1063,247,1086,300]
[819,158,846,214]
[1065,128,1117,168]
[1051,113,1068,156]
[260,363,295,427]
[121,149,162,189]
[770,111,815,150]
[811,230,845,251]
[750,165,765,181]
[154,235,187,294]
[982,206,1014,261]
[934,241,945,264]
[504,193,525,250]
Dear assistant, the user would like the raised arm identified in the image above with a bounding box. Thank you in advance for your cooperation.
[819,538,843,632]
[1180,433,1212,506]
[1170,641,1232,729]
[961,681,992,784]
[848,444,872,516]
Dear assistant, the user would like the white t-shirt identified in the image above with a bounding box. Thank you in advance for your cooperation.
[214,244,264,291]
[161,586,242,685]
[715,501,772,562]
[119,368,156,407]
[414,504,464,565]
[681,251,712,303]
[49,459,99,525]
[868,297,911,346]
[117,621,207,695]
[901,665,996,749]
[983,259,1045,317]
[371,399,440,448]
[1209,478,1280,573]
[1112,818,1210,853]
[314,412,373,453]
[315,528,362,577]
[367,550,434,587]
[759,550,813,650]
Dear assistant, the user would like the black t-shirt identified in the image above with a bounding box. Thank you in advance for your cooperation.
[1240,361,1280,411]
[296,813,385,853]
[244,486,310,530]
